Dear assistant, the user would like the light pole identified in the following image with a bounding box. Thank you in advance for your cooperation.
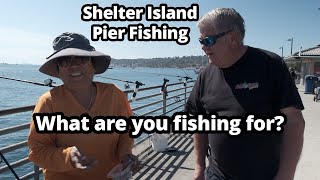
[279,46,284,58]
[287,38,293,55]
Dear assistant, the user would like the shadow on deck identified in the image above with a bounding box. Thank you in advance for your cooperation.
[133,134,194,180]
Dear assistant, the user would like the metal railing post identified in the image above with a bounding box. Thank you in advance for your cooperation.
[162,86,167,116]
[184,81,187,106]
[34,165,39,180]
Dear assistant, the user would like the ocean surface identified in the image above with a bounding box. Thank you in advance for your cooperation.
[0,64,198,179]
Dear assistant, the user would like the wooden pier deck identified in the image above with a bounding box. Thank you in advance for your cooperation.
[132,133,195,180]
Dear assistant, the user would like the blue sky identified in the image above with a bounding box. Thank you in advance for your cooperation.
[0,0,319,65]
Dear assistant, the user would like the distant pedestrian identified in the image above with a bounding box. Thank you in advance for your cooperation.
[290,68,297,82]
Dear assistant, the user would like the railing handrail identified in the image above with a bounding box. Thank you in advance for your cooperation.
[0,106,35,117]
[0,80,195,117]
[122,80,195,94]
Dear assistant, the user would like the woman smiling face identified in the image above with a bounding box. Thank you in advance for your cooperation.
[57,56,95,89]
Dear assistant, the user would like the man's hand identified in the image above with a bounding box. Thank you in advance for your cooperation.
[277,107,305,180]
[69,146,97,169]
[193,168,205,180]
[193,133,208,180]
[193,166,205,180]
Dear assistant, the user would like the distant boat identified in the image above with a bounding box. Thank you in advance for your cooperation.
[194,51,206,74]
[108,64,114,69]
[194,67,203,74]
[131,60,136,69]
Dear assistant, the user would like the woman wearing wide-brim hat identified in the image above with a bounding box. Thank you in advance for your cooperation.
[27,32,137,180]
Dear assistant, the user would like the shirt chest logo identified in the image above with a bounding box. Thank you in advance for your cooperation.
[235,82,259,90]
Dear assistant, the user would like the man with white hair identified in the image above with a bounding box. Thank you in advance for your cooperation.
[185,8,305,180]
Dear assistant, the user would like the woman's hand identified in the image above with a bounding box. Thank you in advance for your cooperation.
[69,146,97,169]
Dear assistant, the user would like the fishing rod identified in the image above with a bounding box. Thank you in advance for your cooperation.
[131,81,145,101]
[0,151,20,180]
[127,58,193,82]
[144,58,193,88]
[127,68,193,97]
[158,58,195,96]
[0,75,56,87]
[96,75,145,101]
[162,57,192,79]
[96,76,145,87]
[0,75,146,89]
[160,78,170,96]
[140,72,192,81]
[0,74,145,99]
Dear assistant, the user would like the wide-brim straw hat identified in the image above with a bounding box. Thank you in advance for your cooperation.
[40,32,111,78]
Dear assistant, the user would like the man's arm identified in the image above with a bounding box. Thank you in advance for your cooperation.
[275,107,305,180]
[193,133,208,180]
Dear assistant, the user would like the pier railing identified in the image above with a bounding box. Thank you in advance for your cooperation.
[0,80,194,180]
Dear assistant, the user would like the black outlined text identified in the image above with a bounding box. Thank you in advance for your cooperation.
[33,113,287,136]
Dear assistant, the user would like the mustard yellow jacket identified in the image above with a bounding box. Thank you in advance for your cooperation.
[27,82,133,180]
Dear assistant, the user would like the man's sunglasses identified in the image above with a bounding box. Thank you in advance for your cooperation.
[56,56,91,68]
[199,30,232,47]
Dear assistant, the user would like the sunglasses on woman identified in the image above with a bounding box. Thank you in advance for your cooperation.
[56,56,91,68]
[199,30,232,47]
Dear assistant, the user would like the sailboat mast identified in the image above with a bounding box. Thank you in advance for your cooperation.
[201,50,203,67]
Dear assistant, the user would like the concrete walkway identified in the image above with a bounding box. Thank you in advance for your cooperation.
[134,85,320,180]
[294,85,320,180]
